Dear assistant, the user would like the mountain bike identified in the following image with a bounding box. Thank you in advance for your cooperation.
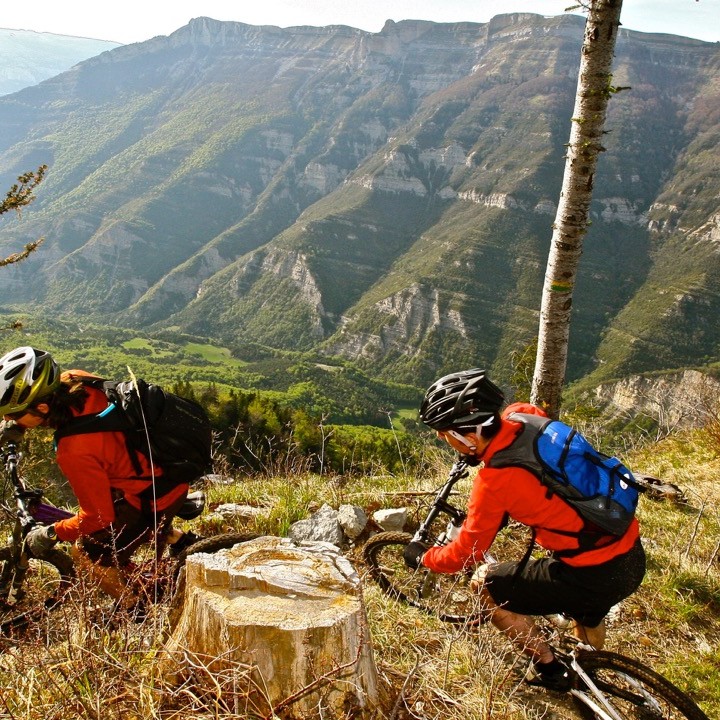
[0,441,256,638]
[363,458,709,720]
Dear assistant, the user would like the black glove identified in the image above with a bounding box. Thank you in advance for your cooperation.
[403,540,430,570]
[0,419,25,446]
[24,524,58,557]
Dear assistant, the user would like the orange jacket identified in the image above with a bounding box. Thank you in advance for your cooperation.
[422,404,640,573]
[53,371,188,542]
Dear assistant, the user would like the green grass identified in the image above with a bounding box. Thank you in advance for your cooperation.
[183,343,244,365]
[0,312,421,427]
[120,338,244,366]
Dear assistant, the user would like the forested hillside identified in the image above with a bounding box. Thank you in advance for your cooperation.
[0,14,718,388]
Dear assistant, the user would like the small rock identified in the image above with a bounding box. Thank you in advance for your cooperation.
[289,503,344,547]
[373,507,408,532]
[212,503,265,520]
[338,504,368,539]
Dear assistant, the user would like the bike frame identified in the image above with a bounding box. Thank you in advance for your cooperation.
[410,458,469,546]
[1,441,74,526]
[0,442,73,606]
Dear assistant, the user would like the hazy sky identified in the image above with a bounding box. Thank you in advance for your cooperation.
[3,0,718,44]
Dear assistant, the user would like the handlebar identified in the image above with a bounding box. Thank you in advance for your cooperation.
[2,442,74,532]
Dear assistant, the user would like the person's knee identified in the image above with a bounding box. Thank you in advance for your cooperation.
[470,563,504,621]
[70,541,93,567]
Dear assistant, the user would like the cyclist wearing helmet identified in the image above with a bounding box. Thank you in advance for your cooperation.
[0,346,195,614]
[407,369,646,692]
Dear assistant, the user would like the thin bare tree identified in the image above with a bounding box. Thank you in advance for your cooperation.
[1,164,47,330]
[530,1,624,417]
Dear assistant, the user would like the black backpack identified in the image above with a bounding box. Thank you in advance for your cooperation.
[54,377,213,495]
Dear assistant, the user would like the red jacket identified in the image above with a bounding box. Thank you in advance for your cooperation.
[422,403,640,573]
[53,371,188,542]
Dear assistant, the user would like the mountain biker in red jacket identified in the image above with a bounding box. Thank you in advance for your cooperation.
[406,369,646,691]
[0,346,197,613]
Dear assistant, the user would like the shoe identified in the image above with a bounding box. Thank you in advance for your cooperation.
[168,530,203,558]
[525,657,573,692]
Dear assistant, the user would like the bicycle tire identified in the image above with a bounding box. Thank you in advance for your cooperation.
[572,649,709,720]
[170,532,261,583]
[0,545,74,637]
[363,531,484,625]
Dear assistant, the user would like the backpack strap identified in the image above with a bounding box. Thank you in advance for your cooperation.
[489,413,616,555]
[510,526,622,591]
[511,527,537,586]
[489,413,549,477]
[54,389,146,477]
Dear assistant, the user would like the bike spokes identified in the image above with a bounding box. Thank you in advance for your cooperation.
[364,531,484,625]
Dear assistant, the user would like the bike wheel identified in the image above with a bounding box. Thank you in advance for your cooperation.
[572,649,709,720]
[0,545,74,636]
[363,531,484,625]
[170,531,261,582]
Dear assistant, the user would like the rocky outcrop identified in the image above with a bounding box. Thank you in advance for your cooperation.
[597,197,649,226]
[327,284,470,362]
[594,370,720,429]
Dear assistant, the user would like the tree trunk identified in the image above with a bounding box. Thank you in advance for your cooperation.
[531,0,624,418]
[162,536,380,719]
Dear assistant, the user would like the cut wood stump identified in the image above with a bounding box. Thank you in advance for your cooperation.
[162,536,379,719]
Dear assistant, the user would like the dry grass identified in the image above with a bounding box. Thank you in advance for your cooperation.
[1,431,718,718]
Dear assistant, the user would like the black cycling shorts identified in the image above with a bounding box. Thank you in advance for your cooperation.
[484,539,646,627]
[79,491,188,567]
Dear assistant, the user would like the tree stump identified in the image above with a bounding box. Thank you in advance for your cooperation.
[162,536,379,719]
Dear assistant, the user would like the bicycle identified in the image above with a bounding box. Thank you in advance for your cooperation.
[0,440,256,639]
[363,458,709,720]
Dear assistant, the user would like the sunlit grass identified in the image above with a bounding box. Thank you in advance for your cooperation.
[0,427,718,718]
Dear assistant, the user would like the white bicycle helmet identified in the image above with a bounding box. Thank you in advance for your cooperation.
[0,346,61,416]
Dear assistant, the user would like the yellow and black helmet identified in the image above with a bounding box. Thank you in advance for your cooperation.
[0,346,61,416]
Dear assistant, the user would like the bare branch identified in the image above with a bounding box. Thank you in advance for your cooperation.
[0,238,45,267]
[1,164,48,270]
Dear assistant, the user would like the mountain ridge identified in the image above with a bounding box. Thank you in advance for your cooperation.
[0,27,120,96]
[0,13,718,388]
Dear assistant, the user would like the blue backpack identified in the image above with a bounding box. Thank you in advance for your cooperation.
[489,412,644,542]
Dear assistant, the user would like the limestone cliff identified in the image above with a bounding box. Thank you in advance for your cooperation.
[0,14,717,385]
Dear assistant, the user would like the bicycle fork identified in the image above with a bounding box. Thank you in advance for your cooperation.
[411,514,465,602]
[4,554,29,607]
[571,659,625,720]
[570,656,666,720]
[1,525,30,607]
